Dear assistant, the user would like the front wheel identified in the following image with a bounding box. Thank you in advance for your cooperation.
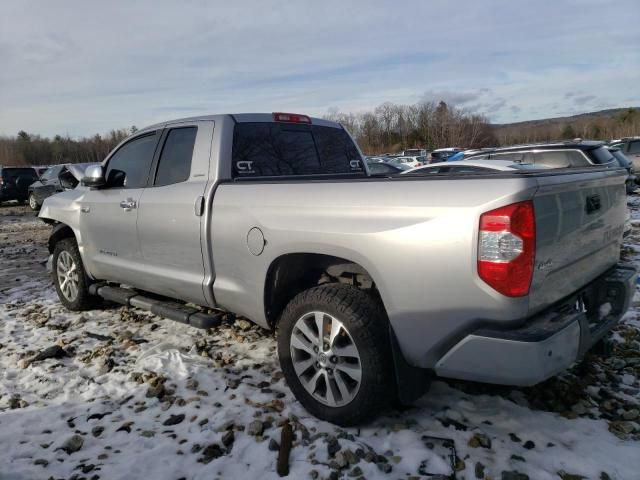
[277,284,393,426]
[52,238,98,310]
[28,194,40,211]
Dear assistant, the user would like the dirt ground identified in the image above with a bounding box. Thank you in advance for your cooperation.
[0,201,639,480]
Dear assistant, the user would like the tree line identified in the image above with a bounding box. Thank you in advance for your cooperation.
[326,102,640,155]
[325,101,497,154]
[0,104,637,166]
[0,127,137,167]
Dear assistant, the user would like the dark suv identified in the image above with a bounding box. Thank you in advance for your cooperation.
[609,137,640,170]
[0,166,39,205]
[464,140,616,169]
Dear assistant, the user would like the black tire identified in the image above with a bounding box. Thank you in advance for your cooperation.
[277,284,393,426]
[28,193,40,211]
[52,237,98,311]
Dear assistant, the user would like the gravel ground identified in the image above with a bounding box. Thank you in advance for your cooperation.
[0,201,639,480]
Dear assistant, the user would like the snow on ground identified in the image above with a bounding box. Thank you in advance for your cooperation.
[0,201,639,480]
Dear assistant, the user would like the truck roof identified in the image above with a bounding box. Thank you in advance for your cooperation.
[141,113,342,132]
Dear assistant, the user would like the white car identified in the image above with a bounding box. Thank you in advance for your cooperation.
[403,159,544,174]
[389,156,424,168]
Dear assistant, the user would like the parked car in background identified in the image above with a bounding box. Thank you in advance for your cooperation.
[389,156,423,168]
[0,165,39,205]
[403,159,546,175]
[28,163,96,210]
[430,147,462,163]
[609,137,640,170]
[401,148,427,157]
[464,140,617,169]
[607,147,636,194]
[28,164,66,210]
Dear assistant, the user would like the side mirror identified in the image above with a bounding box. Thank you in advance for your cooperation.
[82,165,106,188]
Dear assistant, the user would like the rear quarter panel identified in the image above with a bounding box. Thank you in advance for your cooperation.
[210,176,539,367]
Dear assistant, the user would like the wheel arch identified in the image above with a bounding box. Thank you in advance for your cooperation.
[263,253,386,329]
[48,223,77,254]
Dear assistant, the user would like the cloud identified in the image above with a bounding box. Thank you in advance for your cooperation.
[573,94,596,105]
[421,89,491,106]
[0,0,638,135]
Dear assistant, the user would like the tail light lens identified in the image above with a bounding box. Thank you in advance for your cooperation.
[478,201,535,297]
[0,176,3,185]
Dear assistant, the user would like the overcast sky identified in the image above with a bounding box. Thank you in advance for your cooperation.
[0,0,638,137]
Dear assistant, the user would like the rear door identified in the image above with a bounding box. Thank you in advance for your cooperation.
[79,131,160,283]
[136,121,213,306]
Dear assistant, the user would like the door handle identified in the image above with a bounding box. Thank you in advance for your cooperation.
[119,198,137,211]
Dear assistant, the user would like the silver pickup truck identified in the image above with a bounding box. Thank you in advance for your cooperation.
[40,113,636,425]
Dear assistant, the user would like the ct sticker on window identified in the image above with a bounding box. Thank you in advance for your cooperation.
[236,161,255,174]
[350,159,363,171]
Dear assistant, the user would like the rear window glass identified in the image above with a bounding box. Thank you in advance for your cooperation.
[589,146,615,165]
[232,123,363,178]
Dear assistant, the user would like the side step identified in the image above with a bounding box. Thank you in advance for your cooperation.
[89,284,222,329]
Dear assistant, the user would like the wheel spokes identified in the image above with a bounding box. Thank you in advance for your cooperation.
[290,310,362,408]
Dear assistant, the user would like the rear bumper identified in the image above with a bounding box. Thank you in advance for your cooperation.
[435,264,636,386]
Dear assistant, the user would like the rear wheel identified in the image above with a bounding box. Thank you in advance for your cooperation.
[28,194,39,211]
[52,238,98,310]
[277,284,393,425]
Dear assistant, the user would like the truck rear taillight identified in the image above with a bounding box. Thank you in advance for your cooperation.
[273,112,312,124]
[478,201,535,297]
[0,176,3,185]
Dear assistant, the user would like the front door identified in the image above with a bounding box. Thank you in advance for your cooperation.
[79,131,160,284]
[136,122,213,306]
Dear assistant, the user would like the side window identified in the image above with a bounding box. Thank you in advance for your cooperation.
[565,150,591,167]
[492,152,525,162]
[533,151,571,168]
[628,141,640,154]
[154,127,197,187]
[104,133,158,188]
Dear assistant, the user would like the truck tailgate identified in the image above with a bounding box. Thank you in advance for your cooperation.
[529,169,627,314]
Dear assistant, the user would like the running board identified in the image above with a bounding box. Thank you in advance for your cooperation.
[89,284,222,329]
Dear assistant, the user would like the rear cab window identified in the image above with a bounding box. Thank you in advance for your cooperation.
[232,122,364,178]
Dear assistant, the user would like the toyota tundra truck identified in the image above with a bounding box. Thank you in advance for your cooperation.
[39,113,636,425]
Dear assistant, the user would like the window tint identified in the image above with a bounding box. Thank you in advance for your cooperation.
[232,123,363,177]
[105,133,157,188]
[628,141,640,154]
[154,127,197,186]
